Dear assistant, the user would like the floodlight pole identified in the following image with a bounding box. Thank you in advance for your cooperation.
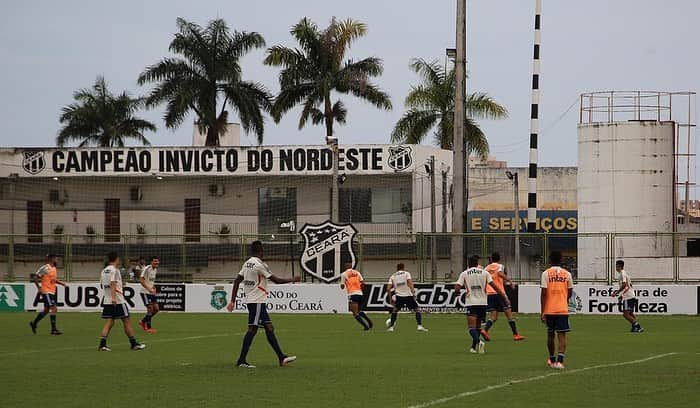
[451,0,467,276]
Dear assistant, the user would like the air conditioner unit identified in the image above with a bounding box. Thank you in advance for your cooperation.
[209,184,225,197]
[49,189,68,205]
[269,187,287,198]
[130,186,143,201]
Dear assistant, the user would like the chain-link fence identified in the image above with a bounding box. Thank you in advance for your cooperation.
[2,232,699,283]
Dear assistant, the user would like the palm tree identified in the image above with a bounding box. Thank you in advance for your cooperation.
[57,76,155,147]
[391,58,508,157]
[138,18,272,146]
[264,17,392,221]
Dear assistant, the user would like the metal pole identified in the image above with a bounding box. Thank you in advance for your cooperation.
[451,0,466,276]
[527,0,542,233]
[442,168,448,233]
[430,155,437,281]
[513,173,521,280]
[331,144,339,222]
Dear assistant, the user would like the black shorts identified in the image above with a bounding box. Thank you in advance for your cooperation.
[486,294,511,312]
[102,304,130,320]
[394,296,419,311]
[545,315,570,333]
[348,294,364,304]
[466,305,487,321]
[40,293,57,308]
[141,293,158,306]
[247,303,272,327]
[622,298,638,312]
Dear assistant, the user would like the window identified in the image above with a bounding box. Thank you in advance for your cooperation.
[340,187,411,224]
[258,188,296,235]
[27,201,43,242]
[372,188,411,223]
[185,198,201,242]
[339,188,372,223]
[104,199,120,242]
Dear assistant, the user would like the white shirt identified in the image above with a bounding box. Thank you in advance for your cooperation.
[140,265,157,294]
[617,270,636,300]
[456,267,493,306]
[100,265,125,304]
[388,270,414,297]
[238,257,272,304]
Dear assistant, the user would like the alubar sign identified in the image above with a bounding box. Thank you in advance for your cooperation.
[0,145,420,177]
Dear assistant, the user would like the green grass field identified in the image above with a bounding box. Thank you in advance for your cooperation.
[1,312,698,408]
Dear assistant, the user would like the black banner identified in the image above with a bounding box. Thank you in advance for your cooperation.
[155,284,186,311]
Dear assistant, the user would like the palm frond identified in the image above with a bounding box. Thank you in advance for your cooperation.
[390,109,439,145]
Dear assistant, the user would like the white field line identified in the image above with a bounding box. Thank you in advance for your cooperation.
[407,352,680,408]
[0,333,236,357]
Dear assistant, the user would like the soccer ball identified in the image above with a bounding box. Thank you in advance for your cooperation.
[385,318,392,328]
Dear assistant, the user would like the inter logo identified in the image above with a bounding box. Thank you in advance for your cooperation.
[387,145,413,171]
[21,150,46,175]
[299,221,357,283]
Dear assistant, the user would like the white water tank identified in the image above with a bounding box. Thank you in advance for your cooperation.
[577,121,675,279]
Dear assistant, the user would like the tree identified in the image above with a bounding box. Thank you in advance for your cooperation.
[138,18,272,146]
[391,59,508,156]
[57,76,155,147]
[264,17,392,221]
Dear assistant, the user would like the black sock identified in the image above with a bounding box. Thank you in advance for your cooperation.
[484,319,494,331]
[508,319,518,335]
[237,331,256,364]
[359,311,373,327]
[469,328,480,348]
[415,312,423,326]
[390,312,398,327]
[549,355,556,363]
[557,353,565,363]
[128,336,138,347]
[99,336,107,348]
[33,311,47,325]
[354,314,369,329]
[265,330,285,360]
[50,314,57,330]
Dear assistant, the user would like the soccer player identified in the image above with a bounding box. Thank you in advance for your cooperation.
[482,252,524,341]
[455,255,510,354]
[612,260,644,333]
[386,263,428,332]
[29,254,66,335]
[340,263,373,330]
[98,252,146,351]
[226,241,299,369]
[540,251,573,369]
[138,256,160,334]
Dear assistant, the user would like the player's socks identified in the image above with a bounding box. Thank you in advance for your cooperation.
[390,312,398,327]
[128,336,138,348]
[265,331,285,361]
[415,312,423,326]
[359,312,373,328]
[99,336,108,348]
[508,319,518,335]
[33,311,47,325]
[469,328,480,349]
[50,314,57,330]
[484,319,494,331]
[354,314,369,329]
[237,331,256,364]
[549,355,556,363]
[557,353,565,364]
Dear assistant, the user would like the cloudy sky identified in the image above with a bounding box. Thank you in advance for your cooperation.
[1,0,698,167]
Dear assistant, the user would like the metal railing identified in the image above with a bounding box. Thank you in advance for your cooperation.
[1,232,699,283]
